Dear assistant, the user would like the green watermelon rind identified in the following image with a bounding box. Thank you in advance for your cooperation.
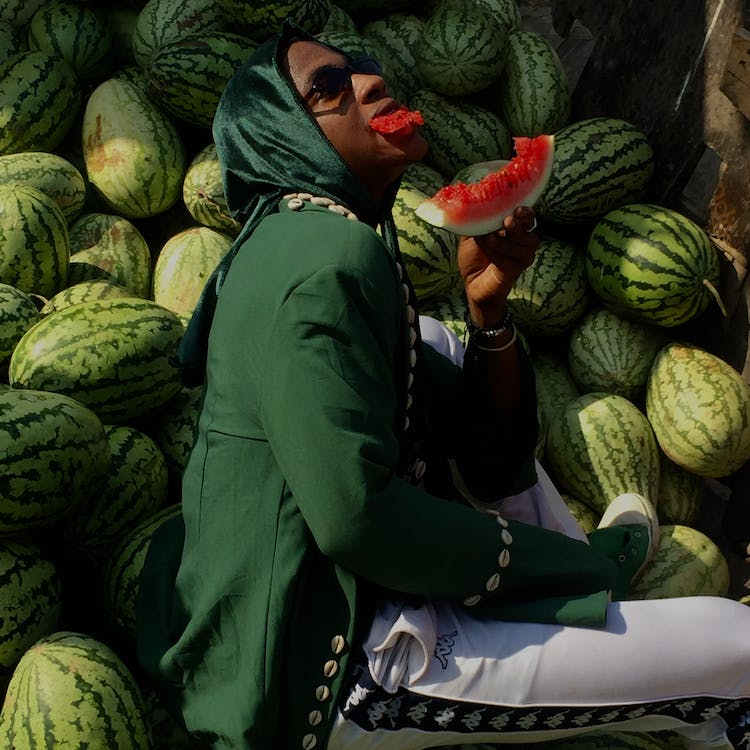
[0,631,151,748]
[585,203,721,328]
[508,238,590,338]
[629,524,730,600]
[646,342,750,478]
[498,30,571,137]
[545,391,660,515]
[537,117,654,226]
[8,298,184,425]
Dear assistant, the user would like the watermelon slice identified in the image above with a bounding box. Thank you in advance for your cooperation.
[369,107,424,134]
[415,134,555,236]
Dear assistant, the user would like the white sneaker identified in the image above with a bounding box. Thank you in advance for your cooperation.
[598,492,660,579]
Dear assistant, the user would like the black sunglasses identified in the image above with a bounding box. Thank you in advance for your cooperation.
[303,56,383,102]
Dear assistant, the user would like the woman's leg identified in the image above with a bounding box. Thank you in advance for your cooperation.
[328,595,750,749]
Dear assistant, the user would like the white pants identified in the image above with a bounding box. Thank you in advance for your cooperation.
[327,319,750,750]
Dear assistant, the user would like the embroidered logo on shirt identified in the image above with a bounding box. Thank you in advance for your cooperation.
[433,630,458,669]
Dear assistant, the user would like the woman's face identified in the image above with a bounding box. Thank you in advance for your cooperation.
[282,40,428,199]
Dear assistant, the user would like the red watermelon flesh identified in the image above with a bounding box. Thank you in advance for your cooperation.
[415,134,555,236]
[369,107,424,134]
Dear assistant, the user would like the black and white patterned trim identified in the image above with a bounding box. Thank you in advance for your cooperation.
[340,659,750,741]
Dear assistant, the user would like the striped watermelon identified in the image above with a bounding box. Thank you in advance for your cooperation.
[0,0,48,27]
[507,238,590,337]
[103,504,182,642]
[41,279,133,315]
[497,30,571,137]
[0,50,80,156]
[0,151,86,223]
[182,143,241,234]
[537,118,654,226]
[561,493,600,533]
[146,386,202,493]
[419,292,468,342]
[82,78,186,219]
[586,204,724,328]
[567,307,666,401]
[0,389,110,533]
[220,0,331,40]
[475,0,521,32]
[0,184,69,298]
[9,297,184,424]
[0,538,62,685]
[646,342,750,478]
[0,631,150,748]
[0,21,25,63]
[657,451,703,526]
[0,283,40,364]
[111,62,152,95]
[529,349,579,432]
[153,226,234,325]
[629,524,730,599]
[393,177,460,303]
[416,1,508,96]
[321,3,358,33]
[410,88,512,179]
[362,13,424,97]
[68,212,152,298]
[545,392,660,515]
[60,424,169,561]
[27,0,113,82]
[132,0,227,68]
[146,32,257,129]
[402,161,447,195]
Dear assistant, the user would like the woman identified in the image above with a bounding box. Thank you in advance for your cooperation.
[137,21,750,750]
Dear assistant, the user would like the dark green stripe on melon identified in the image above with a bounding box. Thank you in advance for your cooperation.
[146,33,257,129]
[537,117,654,225]
[9,298,184,424]
[0,151,86,223]
[27,0,113,82]
[646,342,750,477]
[507,238,589,337]
[0,50,81,156]
[410,88,511,179]
[585,203,722,327]
[0,184,69,300]
[0,538,62,682]
[103,504,182,642]
[0,389,110,533]
[0,631,151,748]
[60,425,169,561]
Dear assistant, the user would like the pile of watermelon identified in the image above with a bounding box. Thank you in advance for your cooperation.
[0,0,747,746]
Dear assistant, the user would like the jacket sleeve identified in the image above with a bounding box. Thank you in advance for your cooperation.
[260,220,619,616]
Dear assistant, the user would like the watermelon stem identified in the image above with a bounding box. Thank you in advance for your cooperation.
[702,278,729,318]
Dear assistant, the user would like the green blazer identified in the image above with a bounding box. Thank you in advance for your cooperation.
[137,202,646,750]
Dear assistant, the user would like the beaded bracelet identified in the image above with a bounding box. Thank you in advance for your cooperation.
[474,323,517,352]
[464,306,513,339]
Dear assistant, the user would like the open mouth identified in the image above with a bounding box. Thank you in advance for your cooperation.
[369,106,424,134]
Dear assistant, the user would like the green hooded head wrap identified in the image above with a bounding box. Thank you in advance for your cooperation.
[179,20,404,386]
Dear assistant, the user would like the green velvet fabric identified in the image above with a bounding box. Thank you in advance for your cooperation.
[178,19,401,388]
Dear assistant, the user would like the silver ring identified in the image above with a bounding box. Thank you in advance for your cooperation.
[526,217,538,233]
